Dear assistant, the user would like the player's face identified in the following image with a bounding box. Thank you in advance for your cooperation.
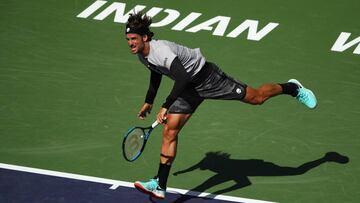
[126,33,145,54]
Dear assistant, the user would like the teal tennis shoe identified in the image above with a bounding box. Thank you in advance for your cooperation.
[134,178,165,199]
[288,79,317,109]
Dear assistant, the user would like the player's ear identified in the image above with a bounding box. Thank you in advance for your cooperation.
[142,34,149,42]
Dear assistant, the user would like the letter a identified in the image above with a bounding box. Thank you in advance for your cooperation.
[186,16,231,36]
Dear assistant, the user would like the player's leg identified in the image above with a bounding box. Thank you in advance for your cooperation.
[134,90,202,199]
[158,113,192,185]
[160,113,191,164]
[243,80,317,108]
[194,62,316,108]
[134,113,191,199]
[135,90,202,199]
[243,84,284,105]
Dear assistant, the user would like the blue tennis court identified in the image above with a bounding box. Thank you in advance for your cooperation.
[0,163,274,203]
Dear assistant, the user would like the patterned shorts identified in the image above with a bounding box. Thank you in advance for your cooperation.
[168,62,247,114]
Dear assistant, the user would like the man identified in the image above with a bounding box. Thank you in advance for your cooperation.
[125,12,317,199]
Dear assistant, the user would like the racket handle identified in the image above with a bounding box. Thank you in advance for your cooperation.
[151,120,159,128]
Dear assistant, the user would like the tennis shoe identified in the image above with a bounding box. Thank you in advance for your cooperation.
[288,79,317,109]
[134,178,165,199]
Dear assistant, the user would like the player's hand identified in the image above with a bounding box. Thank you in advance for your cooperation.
[138,103,152,120]
[156,107,168,124]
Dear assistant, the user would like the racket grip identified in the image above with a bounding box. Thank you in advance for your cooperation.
[151,120,159,128]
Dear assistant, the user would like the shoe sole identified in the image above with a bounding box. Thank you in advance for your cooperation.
[134,182,165,199]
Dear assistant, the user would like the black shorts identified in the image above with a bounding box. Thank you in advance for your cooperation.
[168,62,247,114]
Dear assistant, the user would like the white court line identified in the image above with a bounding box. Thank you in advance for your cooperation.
[0,163,277,203]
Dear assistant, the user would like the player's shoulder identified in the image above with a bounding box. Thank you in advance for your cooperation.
[150,39,172,50]
[148,39,177,67]
[149,39,176,57]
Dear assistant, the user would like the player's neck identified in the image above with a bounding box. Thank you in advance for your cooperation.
[141,41,150,57]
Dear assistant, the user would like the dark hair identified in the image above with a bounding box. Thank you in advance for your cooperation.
[126,12,154,40]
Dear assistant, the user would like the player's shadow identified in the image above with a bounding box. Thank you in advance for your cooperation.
[172,151,349,203]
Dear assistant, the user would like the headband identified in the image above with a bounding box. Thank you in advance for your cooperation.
[125,24,150,36]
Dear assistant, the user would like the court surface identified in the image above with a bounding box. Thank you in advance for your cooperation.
[0,163,275,203]
[1,0,359,202]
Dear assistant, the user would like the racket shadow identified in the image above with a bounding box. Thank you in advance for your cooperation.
[172,151,349,203]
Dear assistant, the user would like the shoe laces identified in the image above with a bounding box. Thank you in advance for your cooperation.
[297,88,309,103]
[147,179,159,190]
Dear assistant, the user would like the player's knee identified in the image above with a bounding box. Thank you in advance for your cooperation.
[244,88,265,105]
[255,96,265,105]
[247,94,265,105]
[162,117,184,140]
[162,126,179,142]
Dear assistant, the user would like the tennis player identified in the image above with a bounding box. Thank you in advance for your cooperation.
[125,12,317,199]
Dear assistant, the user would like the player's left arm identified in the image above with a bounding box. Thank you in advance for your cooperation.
[157,57,191,123]
[162,57,191,108]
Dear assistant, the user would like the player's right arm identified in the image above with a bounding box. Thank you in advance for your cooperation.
[138,70,162,119]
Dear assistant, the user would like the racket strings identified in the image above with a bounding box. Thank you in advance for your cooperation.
[124,128,145,160]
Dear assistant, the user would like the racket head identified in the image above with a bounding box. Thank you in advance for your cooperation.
[122,127,147,162]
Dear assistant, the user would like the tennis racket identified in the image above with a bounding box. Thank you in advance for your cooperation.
[122,120,159,162]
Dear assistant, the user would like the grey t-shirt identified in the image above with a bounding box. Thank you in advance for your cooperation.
[138,39,206,79]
